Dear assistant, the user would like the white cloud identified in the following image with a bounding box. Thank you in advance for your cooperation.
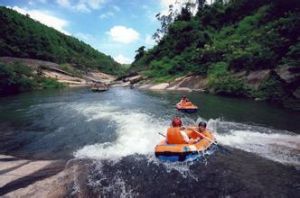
[86,0,105,9]
[55,0,106,12]
[75,3,90,12]
[159,0,198,16]
[11,6,70,35]
[107,26,140,44]
[145,34,155,47]
[99,11,114,19]
[74,32,95,43]
[28,0,47,5]
[56,0,70,7]
[160,0,176,7]
[114,54,132,64]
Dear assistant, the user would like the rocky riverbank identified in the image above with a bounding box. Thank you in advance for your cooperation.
[0,57,116,88]
[117,66,300,110]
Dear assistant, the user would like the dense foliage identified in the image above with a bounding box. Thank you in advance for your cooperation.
[0,62,64,95]
[131,0,300,108]
[0,7,123,75]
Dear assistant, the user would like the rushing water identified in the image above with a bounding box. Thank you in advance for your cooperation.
[0,87,299,197]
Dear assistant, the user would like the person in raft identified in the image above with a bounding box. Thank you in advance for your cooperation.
[166,117,200,144]
[179,96,192,106]
[186,121,207,140]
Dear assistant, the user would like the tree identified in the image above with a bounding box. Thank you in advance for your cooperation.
[134,46,146,61]
[153,5,175,42]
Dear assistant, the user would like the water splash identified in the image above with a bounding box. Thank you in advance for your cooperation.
[73,102,168,159]
[72,100,299,167]
[87,161,137,197]
[208,119,300,166]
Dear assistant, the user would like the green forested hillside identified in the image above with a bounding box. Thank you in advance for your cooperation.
[132,0,300,109]
[0,7,122,75]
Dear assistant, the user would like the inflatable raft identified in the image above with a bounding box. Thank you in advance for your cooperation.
[176,102,198,113]
[91,87,108,92]
[155,130,215,162]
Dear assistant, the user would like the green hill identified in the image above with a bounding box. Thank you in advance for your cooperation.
[0,6,122,75]
[131,0,300,109]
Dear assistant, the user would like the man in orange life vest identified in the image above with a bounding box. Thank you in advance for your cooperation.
[166,117,200,144]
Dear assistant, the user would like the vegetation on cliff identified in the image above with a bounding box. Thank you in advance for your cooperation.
[131,0,300,109]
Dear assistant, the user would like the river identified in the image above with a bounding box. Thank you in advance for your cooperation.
[0,87,299,197]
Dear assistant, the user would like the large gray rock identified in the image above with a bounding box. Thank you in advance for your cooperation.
[275,65,300,84]
[126,75,143,84]
[246,70,271,89]
[167,75,207,90]
[293,87,300,99]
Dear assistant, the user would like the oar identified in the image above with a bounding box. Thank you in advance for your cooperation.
[188,128,217,145]
[189,128,231,153]
[158,132,166,137]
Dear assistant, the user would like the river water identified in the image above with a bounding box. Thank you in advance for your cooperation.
[0,87,299,197]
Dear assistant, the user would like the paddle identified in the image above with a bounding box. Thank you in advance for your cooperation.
[189,128,231,154]
[188,128,217,145]
[158,132,166,137]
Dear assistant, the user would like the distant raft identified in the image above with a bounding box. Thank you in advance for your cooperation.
[176,102,198,113]
[155,130,215,162]
[91,87,108,92]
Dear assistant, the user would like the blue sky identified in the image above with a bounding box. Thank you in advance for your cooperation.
[0,0,183,64]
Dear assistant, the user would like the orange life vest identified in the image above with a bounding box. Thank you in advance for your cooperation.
[186,128,199,139]
[180,100,193,107]
[167,127,187,144]
[186,128,208,139]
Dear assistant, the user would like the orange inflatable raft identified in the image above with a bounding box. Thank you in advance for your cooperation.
[155,130,215,162]
[176,102,198,113]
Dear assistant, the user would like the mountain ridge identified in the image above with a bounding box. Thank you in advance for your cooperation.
[0,6,123,75]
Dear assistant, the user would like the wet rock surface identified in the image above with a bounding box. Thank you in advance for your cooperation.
[1,148,299,197]
[82,148,300,197]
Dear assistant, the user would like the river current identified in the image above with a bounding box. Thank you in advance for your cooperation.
[0,87,299,197]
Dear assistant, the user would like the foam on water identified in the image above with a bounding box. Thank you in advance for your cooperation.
[73,102,168,160]
[72,101,299,166]
[208,119,300,166]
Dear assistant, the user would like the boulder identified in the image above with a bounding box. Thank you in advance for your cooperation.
[275,65,300,85]
[127,75,143,84]
[232,71,247,79]
[293,87,300,99]
[178,75,208,89]
[167,75,208,90]
[246,70,271,89]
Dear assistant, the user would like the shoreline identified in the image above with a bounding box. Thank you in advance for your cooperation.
[115,73,299,111]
